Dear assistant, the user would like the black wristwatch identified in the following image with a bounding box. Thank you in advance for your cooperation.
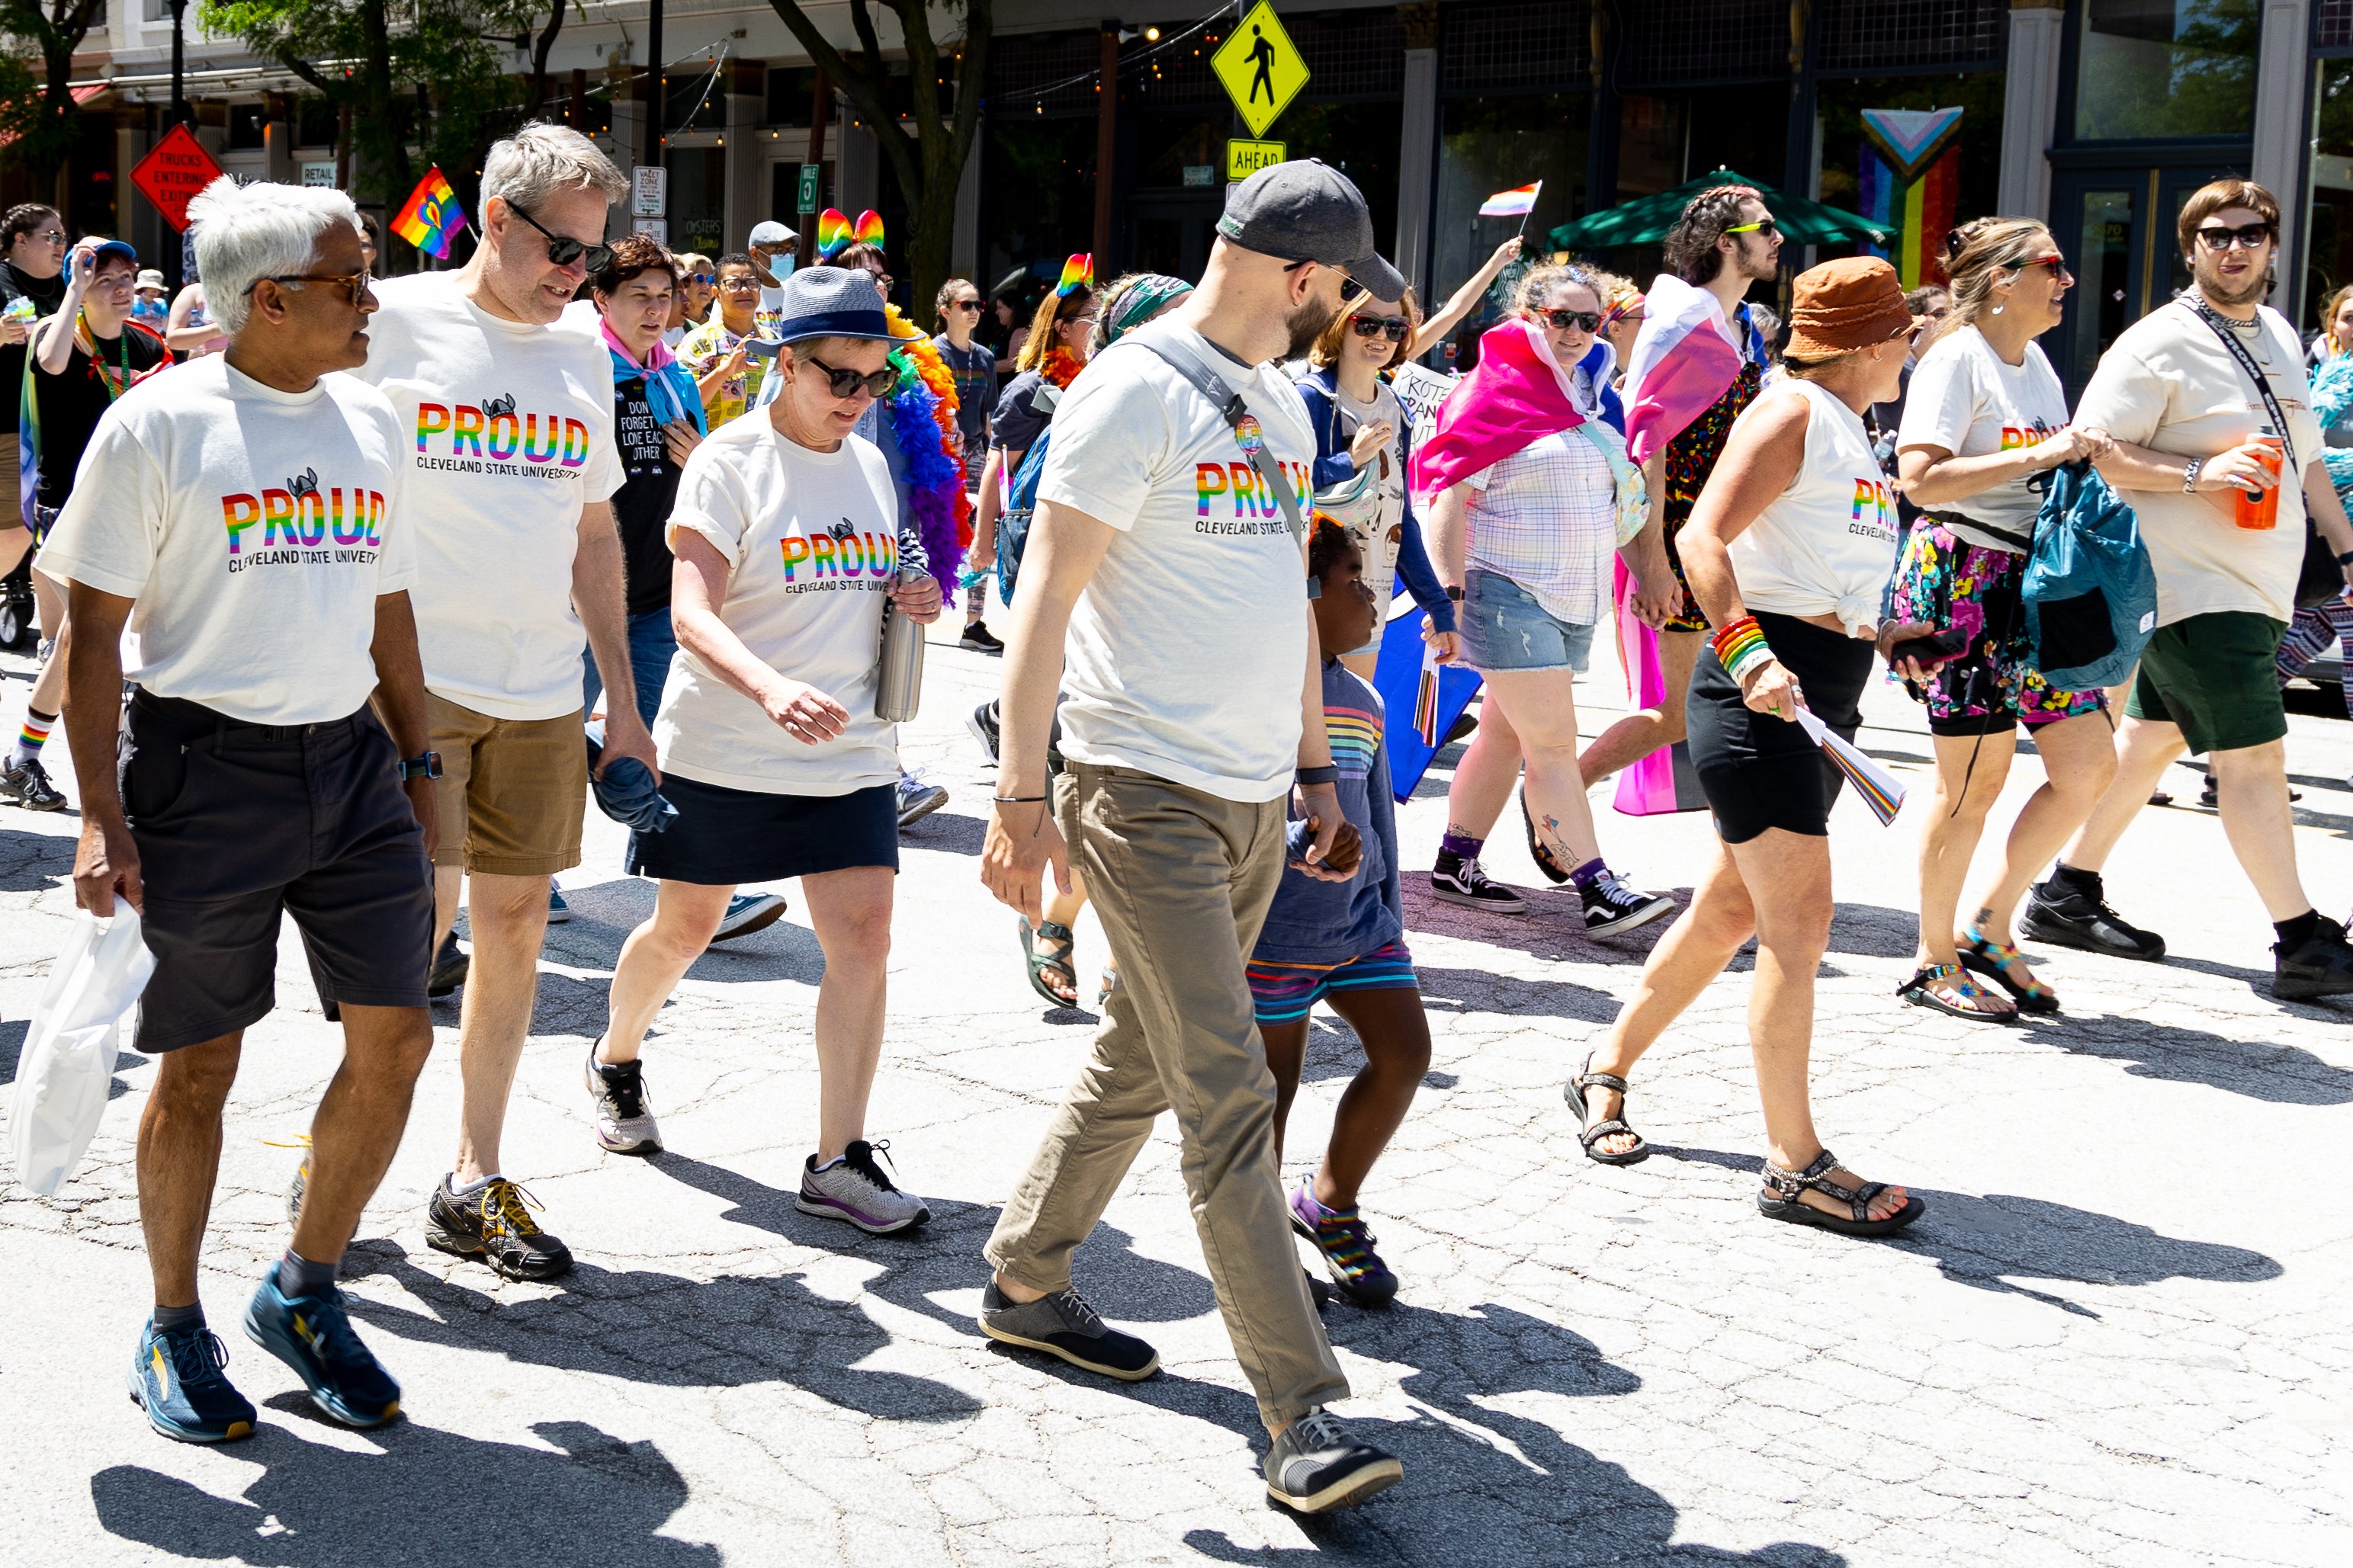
[1296,765,1340,786]
[1444,584,1465,602]
[396,751,442,782]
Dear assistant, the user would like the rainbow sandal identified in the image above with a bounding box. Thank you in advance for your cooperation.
[1959,928,2059,1015]
[1897,962,2017,1023]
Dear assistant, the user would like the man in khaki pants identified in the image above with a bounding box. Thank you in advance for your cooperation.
[978,161,1406,1515]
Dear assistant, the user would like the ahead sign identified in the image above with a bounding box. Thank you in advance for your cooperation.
[130,125,224,233]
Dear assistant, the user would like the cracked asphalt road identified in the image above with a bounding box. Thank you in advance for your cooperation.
[5,621,2351,1566]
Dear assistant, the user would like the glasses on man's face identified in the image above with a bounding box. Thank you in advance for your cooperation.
[874,274,895,295]
[1541,307,1603,332]
[719,274,759,292]
[1285,259,1366,303]
[1350,316,1409,341]
[252,268,374,307]
[1724,218,1783,242]
[801,354,897,399]
[506,201,615,274]
[2196,223,2274,252]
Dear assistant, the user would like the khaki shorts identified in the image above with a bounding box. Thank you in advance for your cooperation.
[425,693,587,875]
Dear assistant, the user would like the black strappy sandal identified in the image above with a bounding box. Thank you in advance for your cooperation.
[1563,1052,1649,1166]
[1758,1149,1924,1237]
[1019,919,1079,1008]
[1896,962,2016,1022]
[1958,928,2059,1015]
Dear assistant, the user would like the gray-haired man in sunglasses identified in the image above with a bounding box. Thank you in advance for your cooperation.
[349,121,650,1282]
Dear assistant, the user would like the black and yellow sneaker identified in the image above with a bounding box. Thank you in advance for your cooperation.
[425,1177,574,1281]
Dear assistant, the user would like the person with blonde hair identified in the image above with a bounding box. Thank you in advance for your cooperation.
[1880,216,2117,1021]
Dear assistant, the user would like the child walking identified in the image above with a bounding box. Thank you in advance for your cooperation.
[1250,521,1435,1309]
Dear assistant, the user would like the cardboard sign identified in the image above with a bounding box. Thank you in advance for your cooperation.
[1389,361,1459,434]
[130,126,224,233]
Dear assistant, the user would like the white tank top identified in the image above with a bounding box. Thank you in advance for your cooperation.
[1725,378,1901,634]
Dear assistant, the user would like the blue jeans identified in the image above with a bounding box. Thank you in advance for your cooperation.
[583,608,678,729]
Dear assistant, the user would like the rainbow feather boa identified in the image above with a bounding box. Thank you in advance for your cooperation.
[882,304,970,592]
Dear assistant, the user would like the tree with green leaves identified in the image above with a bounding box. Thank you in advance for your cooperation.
[762,0,990,310]
[0,0,109,205]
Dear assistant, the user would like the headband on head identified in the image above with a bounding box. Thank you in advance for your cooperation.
[1056,254,1093,298]
[1104,274,1192,345]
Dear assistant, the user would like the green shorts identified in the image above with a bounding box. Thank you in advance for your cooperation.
[2127,611,2288,756]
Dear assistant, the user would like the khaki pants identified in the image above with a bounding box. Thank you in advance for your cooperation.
[985,762,1349,1429]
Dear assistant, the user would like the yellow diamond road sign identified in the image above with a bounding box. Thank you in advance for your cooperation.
[1213,2,1310,139]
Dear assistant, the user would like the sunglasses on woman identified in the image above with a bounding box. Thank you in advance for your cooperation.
[1350,316,1409,341]
[2194,222,2274,252]
[507,201,615,274]
[801,354,896,399]
[952,297,984,311]
[1541,308,1603,332]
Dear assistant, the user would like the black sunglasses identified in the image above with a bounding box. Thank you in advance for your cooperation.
[951,297,984,310]
[2194,222,2275,252]
[801,354,896,399]
[507,201,615,274]
[1284,258,1366,303]
[1350,316,1409,341]
[1541,308,1603,332]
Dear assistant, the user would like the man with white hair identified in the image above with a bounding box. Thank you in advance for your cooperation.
[354,122,640,1281]
[47,177,435,1442]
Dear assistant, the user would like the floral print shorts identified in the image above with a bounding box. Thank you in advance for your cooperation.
[1885,521,2107,735]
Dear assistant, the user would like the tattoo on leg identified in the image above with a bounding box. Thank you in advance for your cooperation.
[1445,822,1475,839]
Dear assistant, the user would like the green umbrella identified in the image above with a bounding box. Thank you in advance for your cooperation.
[1547,168,1891,252]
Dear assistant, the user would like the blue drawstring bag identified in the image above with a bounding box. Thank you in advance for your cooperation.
[994,425,1053,607]
[2024,460,2156,692]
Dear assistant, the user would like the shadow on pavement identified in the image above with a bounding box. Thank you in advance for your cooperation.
[91,1419,718,1566]
[2017,1011,2353,1104]
[899,809,986,856]
[0,822,69,892]
[1410,964,1619,1028]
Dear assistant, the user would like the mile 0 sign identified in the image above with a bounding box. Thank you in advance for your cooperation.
[131,126,226,233]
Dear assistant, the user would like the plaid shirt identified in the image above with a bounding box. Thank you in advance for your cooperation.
[1466,428,1618,626]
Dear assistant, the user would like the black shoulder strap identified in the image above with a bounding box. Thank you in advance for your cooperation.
[2189,300,2298,475]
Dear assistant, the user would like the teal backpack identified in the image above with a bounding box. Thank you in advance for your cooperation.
[2023,460,2156,691]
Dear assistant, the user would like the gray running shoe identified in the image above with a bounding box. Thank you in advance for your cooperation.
[585,1041,663,1155]
[896,771,949,828]
[1263,1409,1403,1513]
[0,756,66,811]
[977,1280,1160,1379]
[796,1139,929,1233]
[710,890,788,942]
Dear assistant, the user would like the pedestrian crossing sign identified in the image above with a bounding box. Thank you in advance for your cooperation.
[1213,3,1310,139]
[1227,139,1287,181]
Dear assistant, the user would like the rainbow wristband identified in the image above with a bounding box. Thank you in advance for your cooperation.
[1710,615,1772,683]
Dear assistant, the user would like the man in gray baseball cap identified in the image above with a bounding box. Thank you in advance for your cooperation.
[1217,158,1406,306]
[749,218,798,301]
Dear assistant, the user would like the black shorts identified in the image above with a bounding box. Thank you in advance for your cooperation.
[627,772,900,885]
[123,691,434,1052]
[1685,611,1876,843]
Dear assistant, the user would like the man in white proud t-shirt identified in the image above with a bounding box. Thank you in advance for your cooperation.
[977,161,1407,1515]
[49,178,434,1443]
[355,123,644,1281]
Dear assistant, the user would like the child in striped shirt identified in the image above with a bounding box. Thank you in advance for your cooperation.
[1249,520,1433,1309]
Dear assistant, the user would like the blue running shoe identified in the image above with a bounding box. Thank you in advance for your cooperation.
[128,1318,256,1443]
[242,1273,402,1429]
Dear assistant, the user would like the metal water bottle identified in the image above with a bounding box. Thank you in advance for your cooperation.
[875,566,927,721]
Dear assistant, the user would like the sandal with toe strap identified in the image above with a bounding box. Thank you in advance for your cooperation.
[1563,1052,1649,1166]
[1019,919,1080,1008]
[1758,1148,1925,1237]
[1958,928,2059,1015]
[1897,961,2016,1023]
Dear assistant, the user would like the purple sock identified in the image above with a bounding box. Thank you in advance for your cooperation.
[1439,831,1484,860]
[1570,858,1607,890]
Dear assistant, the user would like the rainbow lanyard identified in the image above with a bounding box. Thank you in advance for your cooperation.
[77,310,133,401]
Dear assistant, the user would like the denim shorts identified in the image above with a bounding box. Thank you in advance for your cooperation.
[1459,568,1595,673]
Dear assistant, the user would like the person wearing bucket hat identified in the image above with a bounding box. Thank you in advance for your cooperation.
[1571,255,1944,1239]
[977,159,1405,1515]
[586,262,944,1234]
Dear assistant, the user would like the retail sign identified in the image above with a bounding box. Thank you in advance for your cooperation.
[632,165,666,217]
[300,161,336,188]
[130,125,224,233]
[1225,139,1286,181]
[633,216,669,245]
[1212,2,1309,139]
[798,163,820,214]
[1183,165,1215,188]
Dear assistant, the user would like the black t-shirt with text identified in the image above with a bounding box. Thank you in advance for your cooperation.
[612,370,687,617]
[32,320,169,508]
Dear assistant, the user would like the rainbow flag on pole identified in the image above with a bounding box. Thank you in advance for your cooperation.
[393,166,467,259]
[1478,181,1542,217]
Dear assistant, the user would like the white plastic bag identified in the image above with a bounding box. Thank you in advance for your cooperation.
[11,906,156,1195]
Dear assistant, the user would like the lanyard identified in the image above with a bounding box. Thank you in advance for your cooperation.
[79,309,133,401]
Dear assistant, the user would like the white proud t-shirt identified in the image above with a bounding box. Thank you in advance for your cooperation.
[1727,378,1902,635]
[655,415,905,796]
[1896,326,2072,551]
[40,354,416,725]
[357,272,624,720]
[1038,319,1315,802]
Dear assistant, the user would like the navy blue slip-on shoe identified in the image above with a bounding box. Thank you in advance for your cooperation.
[128,1318,256,1443]
[242,1274,402,1429]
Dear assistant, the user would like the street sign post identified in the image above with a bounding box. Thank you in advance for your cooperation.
[1226,139,1286,181]
[798,163,820,215]
[632,165,666,219]
[632,217,669,245]
[129,124,224,233]
[1212,2,1309,139]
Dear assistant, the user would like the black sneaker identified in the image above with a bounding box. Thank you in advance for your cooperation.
[2200,774,2298,810]
[427,933,468,998]
[425,1178,574,1281]
[967,700,1001,764]
[0,755,66,810]
[1430,851,1525,913]
[959,620,1005,654]
[1443,711,1477,747]
[2020,873,2166,962]
[1581,873,1676,938]
[977,1280,1160,1380]
[2274,915,2353,1000]
[1519,792,1569,884]
[1263,1409,1403,1513]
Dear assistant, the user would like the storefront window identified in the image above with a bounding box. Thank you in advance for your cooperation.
[981,117,1096,309]
[2307,60,2353,337]
[666,147,727,257]
[2072,0,2258,141]
[1433,93,1587,359]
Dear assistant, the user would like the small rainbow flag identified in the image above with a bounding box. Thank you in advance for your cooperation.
[1478,181,1542,218]
[393,167,467,259]
[1413,636,1441,748]
[1795,709,1907,826]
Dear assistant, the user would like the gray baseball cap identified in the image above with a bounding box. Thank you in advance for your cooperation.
[750,220,797,247]
[1217,159,1405,303]
[771,265,893,344]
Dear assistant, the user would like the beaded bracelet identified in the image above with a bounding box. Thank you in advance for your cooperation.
[1710,614,1774,685]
